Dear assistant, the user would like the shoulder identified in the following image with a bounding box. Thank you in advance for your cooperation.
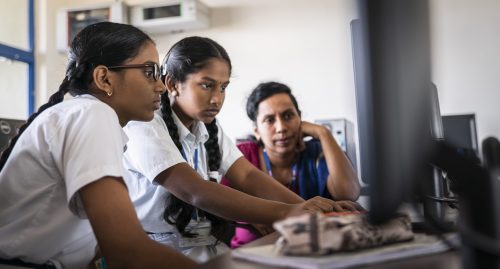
[124,111,166,137]
[236,140,259,154]
[37,95,120,131]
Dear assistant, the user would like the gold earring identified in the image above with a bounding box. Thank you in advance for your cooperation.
[106,90,113,97]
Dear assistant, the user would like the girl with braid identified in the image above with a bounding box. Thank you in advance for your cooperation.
[0,22,195,269]
[122,36,362,262]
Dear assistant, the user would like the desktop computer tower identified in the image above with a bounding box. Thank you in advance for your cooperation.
[314,118,358,176]
[0,118,25,152]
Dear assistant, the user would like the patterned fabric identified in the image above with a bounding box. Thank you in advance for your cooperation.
[273,213,414,255]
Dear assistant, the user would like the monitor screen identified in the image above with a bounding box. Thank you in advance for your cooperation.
[442,114,479,159]
[352,0,434,224]
[0,118,25,152]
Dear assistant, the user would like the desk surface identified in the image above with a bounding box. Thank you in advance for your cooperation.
[195,233,461,269]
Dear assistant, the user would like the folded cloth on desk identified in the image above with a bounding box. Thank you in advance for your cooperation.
[273,213,414,255]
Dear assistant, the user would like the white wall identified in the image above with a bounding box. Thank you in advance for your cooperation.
[151,0,359,141]
[37,0,359,142]
[430,0,500,150]
[36,0,500,154]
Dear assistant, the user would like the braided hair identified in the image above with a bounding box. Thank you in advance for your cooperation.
[160,37,231,239]
[0,22,153,170]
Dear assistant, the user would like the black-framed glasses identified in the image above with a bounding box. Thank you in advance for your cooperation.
[107,63,161,81]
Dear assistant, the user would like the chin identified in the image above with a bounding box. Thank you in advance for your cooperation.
[137,113,154,122]
[201,116,216,124]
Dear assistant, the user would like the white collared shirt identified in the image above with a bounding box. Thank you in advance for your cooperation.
[0,94,128,269]
[123,110,242,234]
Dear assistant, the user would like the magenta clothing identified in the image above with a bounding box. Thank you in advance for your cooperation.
[222,140,331,248]
[220,141,261,248]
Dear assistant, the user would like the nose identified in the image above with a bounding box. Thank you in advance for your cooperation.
[275,117,287,134]
[210,88,224,107]
[155,78,167,94]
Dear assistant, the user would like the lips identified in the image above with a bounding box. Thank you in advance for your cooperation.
[204,109,220,117]
[274,137,293,146]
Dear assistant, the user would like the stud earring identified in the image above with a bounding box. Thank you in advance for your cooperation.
[106,90,113,97]
[171,91,178,97]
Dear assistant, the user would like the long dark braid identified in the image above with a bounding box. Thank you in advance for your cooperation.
[160,92,197,237]
[0,22,153,171]
[202,120,228,239]
[160,36,232,240]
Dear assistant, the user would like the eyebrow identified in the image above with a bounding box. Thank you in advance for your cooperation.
[260,108,296,119]
[201,76,230,85]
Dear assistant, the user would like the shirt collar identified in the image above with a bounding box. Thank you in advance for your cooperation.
[171,111,209,146]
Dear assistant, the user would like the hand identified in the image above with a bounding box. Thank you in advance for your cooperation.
[287,196,341,215]
[297,121,329,151]
[295,196,365,213]
[300,121,327,140]
[329,200,366,212]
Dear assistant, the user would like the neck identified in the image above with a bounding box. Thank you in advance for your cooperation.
[265,148,297,169]
[172,105,195,131]
[92,92,128,127]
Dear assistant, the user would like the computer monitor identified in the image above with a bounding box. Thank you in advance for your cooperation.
[352,0,434,224]
[0,118,25,152]
[442,114,479,161]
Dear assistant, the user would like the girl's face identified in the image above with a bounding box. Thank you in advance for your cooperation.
[254,93,302,157]
[171,58,230,127]
[109,41,165,125]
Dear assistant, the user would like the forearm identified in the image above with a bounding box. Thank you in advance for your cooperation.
[316,128,361,200]
[192,180,291,224]
[160,163,291,224]
[227,158,304,203]
[80,177,197,269]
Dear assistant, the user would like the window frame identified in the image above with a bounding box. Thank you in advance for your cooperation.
[0,0,35,116]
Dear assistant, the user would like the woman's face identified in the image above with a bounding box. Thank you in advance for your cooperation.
[110,41,165,125]
[254,93,302,157]
[171,58,230,127]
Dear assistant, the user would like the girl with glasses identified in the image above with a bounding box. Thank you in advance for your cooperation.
[122,36,362,262]
[0,22,195,269]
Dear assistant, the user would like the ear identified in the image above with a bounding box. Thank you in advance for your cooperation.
[93,65,113,96]
[165,75,179,97]
[253,125,261,141]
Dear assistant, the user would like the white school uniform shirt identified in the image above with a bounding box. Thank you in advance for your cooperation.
[0,94,128,269]
[122,111,242,260]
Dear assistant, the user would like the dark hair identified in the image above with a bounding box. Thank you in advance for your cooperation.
[0,22,153,170]
[160,36,231,239]
[246,81,302,122]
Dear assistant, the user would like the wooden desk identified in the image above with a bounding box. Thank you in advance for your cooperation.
[196,233,461,269]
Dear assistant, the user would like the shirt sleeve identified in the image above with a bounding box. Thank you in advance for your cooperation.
[123,113,186,183]
[56,103,127,217]
[216,121,243,176]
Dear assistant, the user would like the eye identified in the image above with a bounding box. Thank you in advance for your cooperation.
[144,68,154,79]
[263,117,274,124]
[200,83,213,90]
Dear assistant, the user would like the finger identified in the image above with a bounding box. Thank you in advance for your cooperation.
[337,201,358,211]
[312,196,345,212]
[344,201,366,211]
[303,203,325,213]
